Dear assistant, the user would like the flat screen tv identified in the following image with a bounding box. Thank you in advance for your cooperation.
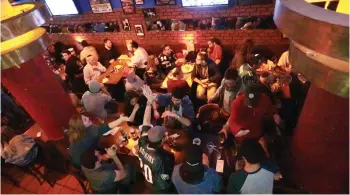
[182,0,229,7]
[45,0,79,16]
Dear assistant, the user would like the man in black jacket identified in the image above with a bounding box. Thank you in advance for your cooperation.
[62,50,87,98]
[192,52,221,100]
[100,38,119,68]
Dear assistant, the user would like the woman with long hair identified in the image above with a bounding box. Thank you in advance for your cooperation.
[67,114,129,167]
[124,90,147,126]
[144,55,163,88]
[231,39,255,69]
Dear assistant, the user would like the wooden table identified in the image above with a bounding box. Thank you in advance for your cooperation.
[98,55,131,85]
[161,63,194,89]
[99,122,190,165]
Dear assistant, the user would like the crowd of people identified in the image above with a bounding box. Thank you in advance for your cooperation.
[2,36,311,194]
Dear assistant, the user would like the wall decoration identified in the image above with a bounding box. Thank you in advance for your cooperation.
[155,0,176,5]
[46,22,120,34]
[89,0,113,13]
[134,24,145,36]
[146,15,276,32]
[143,8,156,18]
[120,0,136,14]
[135,0,144,4]
[122,18,131,31]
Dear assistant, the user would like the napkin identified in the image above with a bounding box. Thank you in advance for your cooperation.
[103,127,120,136]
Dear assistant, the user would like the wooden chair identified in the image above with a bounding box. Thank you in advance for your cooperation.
[197,104,225,134]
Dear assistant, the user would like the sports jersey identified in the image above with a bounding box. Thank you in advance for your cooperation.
[158,52,177,76]
[137,136,175,193]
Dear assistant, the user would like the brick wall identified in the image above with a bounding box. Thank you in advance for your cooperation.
[48,4,289,56]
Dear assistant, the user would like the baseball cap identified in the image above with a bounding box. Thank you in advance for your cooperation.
[88,80,102,93]
[244,84,261,108]
[147,126,166,143]
[182,144,204,172]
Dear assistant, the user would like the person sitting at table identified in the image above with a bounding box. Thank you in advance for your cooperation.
[1,133,38,166]
[83,55,107,84]
[208,68,243,119]
[167,59,190,94]
[227,140,282,194]
[153,86,194,130]
[79,40,99,65]
[80,147,130,193]
[144,55,163,89]
[172,144,223,194]
[219,84,281,156]
[62,50,87,98]
[67,114,129,168]
[192,52,221,100]
[158,44,177,78]
[125,69,144,94]
[81,80,113,119]
[230,39,255,69]
[124,90,146,126]
[137,125,176,193]
[258,71,276,105]
[207,37,223,65]
[128,41,149,79]
[100,38,119,68]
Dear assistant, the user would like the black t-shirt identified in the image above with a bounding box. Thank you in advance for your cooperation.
[158,52,177,76]
[100,46,119,68]
[138,136,175,192]
[65,56,83,82]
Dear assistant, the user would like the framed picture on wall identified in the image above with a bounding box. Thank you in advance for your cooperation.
[143,8,156,18]
[155,0,176,5]
[134,24,145,36]
[122,18,131,31]
[120,0,136,14]
[135,0,144,4]
[89,0,113,13]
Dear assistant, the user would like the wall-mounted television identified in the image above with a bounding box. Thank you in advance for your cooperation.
[45,0,79,16]
[182,0,229,7]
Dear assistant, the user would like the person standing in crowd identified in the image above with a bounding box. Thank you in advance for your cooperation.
[81,80,112,119]
[100,38,119,68]
[219,84,281,155]
[125,69,144,93]
[192,52,221,100]
[80,147,129,193]
[67,114,129,168]
[62,50,87,98]
[208,68,243,118]
[79,40,99,64]
[172,144,223,194]
[231,39,255,69]
[167,59,190,94]
[227,140,282,194]
[144,55,163,89]
[124,90,146,126]
[83,55,106,84]
[137,126,176,193]
[207,37,223,65]
[153,86,194,130]
[128,41,149,79]
[158,45,177,78]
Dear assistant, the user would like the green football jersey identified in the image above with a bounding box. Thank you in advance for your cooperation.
[138,136,175,192]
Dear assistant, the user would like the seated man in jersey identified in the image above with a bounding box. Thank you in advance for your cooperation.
[153,86,194,131]
[80,147,130,193]
[219,84,281,156]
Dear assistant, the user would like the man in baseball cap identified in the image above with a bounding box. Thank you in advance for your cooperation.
[137,125,176,193]
[81,80,112,119]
